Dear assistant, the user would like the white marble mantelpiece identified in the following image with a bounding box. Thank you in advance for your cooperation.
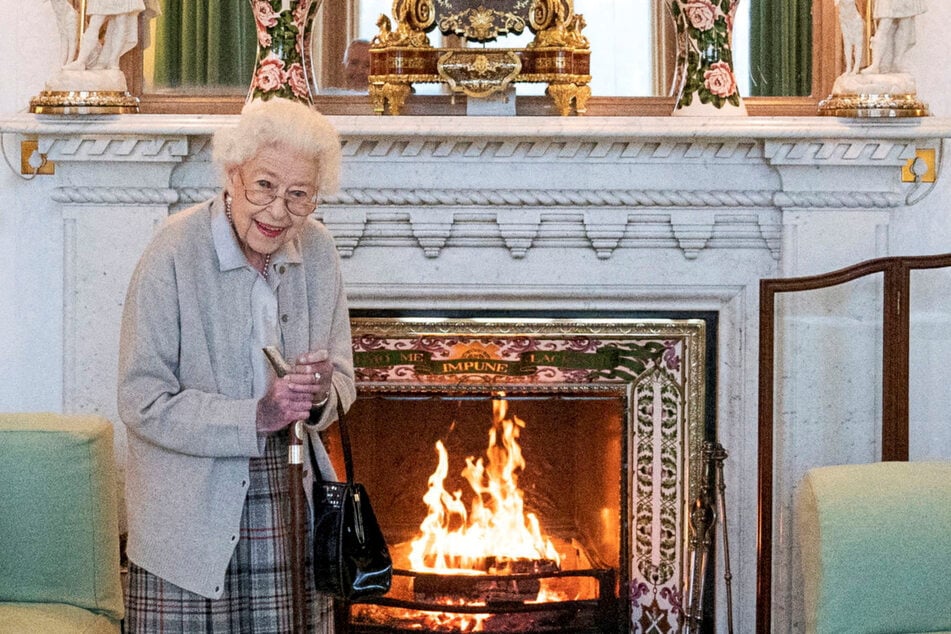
[1,115,940,270]
[6,114,947,269]
[4,112,950,633]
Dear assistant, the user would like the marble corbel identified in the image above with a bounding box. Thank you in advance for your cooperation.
[669,210,715,260]
[319,206,368,258]
[496,208,542,259]
[582,209,628,260]
[409,209,453,258]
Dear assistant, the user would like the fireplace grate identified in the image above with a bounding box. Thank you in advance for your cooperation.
[346,567,619,633]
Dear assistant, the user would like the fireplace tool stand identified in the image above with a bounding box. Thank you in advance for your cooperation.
[684,441,734,634]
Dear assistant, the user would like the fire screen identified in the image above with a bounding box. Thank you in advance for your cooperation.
[332,317,708,633]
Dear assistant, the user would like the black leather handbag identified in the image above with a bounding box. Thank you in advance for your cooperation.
[310,395,392,601]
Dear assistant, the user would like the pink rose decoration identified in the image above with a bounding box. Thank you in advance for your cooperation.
[252,0,278,47]
[254,55,286,93]
[287,62,309,99]
[683,0,717,31]
[704,61,736,98]
[253,0,279,28]
[292,1,312,29]
[256,27,272,49]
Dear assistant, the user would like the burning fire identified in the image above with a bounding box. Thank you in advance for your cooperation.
[408,393,561,574]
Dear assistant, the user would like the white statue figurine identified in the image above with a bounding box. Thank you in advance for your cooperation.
[63,0,152,71]
[46,0,79,66]
[835,0,865,75]
[863,0,927,75]
[41,0,160,94]
[820,0,929,116]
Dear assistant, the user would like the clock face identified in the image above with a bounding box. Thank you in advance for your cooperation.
[436,0,535,42]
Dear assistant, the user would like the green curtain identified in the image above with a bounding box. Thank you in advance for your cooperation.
[748,0,812,96]
[153,0,257,89]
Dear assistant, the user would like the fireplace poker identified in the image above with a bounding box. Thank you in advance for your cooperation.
[262,346,307,634]
[685,446,716,633]
[684,441,734,634]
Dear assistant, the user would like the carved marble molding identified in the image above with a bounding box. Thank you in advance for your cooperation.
[772,190,903,209]
[320,205,781,260]
[8,114,946,163]
[52,186,178,205]
[763,138,915,165]
[328,187,776,208]
[37,134,190,163]
[3,113,949,263]
[338,137,768,162]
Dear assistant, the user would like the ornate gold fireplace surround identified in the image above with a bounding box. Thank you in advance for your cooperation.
[342,317,708,632]
[368,0,591,116]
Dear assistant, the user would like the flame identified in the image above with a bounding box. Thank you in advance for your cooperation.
[408,394,561,574]
[414,606,490,632]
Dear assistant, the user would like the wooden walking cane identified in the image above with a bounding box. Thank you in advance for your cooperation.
[263,347,308,634]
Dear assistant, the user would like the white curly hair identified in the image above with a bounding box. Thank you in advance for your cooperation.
[212,98,341,195]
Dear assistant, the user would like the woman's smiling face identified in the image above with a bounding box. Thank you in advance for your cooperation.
[226,143,320,260]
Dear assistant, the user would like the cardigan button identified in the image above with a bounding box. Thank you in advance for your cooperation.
[278,265,287,274]
[281,314,288,323]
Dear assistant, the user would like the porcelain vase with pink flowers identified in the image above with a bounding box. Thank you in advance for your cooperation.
[247,0,320,104]
[666,0,747,116]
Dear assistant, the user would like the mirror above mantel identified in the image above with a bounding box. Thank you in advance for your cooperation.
[125,0,838,116]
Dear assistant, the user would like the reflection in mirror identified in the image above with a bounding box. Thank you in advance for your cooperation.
[748,0,812,96]
[137,0,820,109]
[142,2,255,94]
[313,0,753,98]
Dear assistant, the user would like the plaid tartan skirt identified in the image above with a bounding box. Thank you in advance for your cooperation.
[124,434,333,633]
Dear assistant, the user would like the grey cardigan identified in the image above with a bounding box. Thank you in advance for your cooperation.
[117,196,355,599]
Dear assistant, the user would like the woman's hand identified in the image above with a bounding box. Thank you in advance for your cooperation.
[256,350,333,435]
[293,349,334,408]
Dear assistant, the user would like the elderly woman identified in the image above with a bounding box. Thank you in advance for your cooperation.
[118,97,354,632]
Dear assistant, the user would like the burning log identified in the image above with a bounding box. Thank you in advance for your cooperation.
[412,558,560,604]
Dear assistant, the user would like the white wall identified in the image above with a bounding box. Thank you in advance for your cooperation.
[0,1,64,411]
[895,3,951,462]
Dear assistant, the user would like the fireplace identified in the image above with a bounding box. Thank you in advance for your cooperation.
[325,317,711,633]
[7,110,942,632]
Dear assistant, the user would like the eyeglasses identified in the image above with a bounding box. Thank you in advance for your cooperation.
[237,172,318,216]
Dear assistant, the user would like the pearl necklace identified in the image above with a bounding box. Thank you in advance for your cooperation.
[225,194,271,281]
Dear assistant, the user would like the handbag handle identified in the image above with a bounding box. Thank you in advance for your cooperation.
[308,385,355,484]
[333,387,355,484]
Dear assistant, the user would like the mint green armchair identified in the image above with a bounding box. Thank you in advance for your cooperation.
[0,413,124,633]
[797,461,951,634]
